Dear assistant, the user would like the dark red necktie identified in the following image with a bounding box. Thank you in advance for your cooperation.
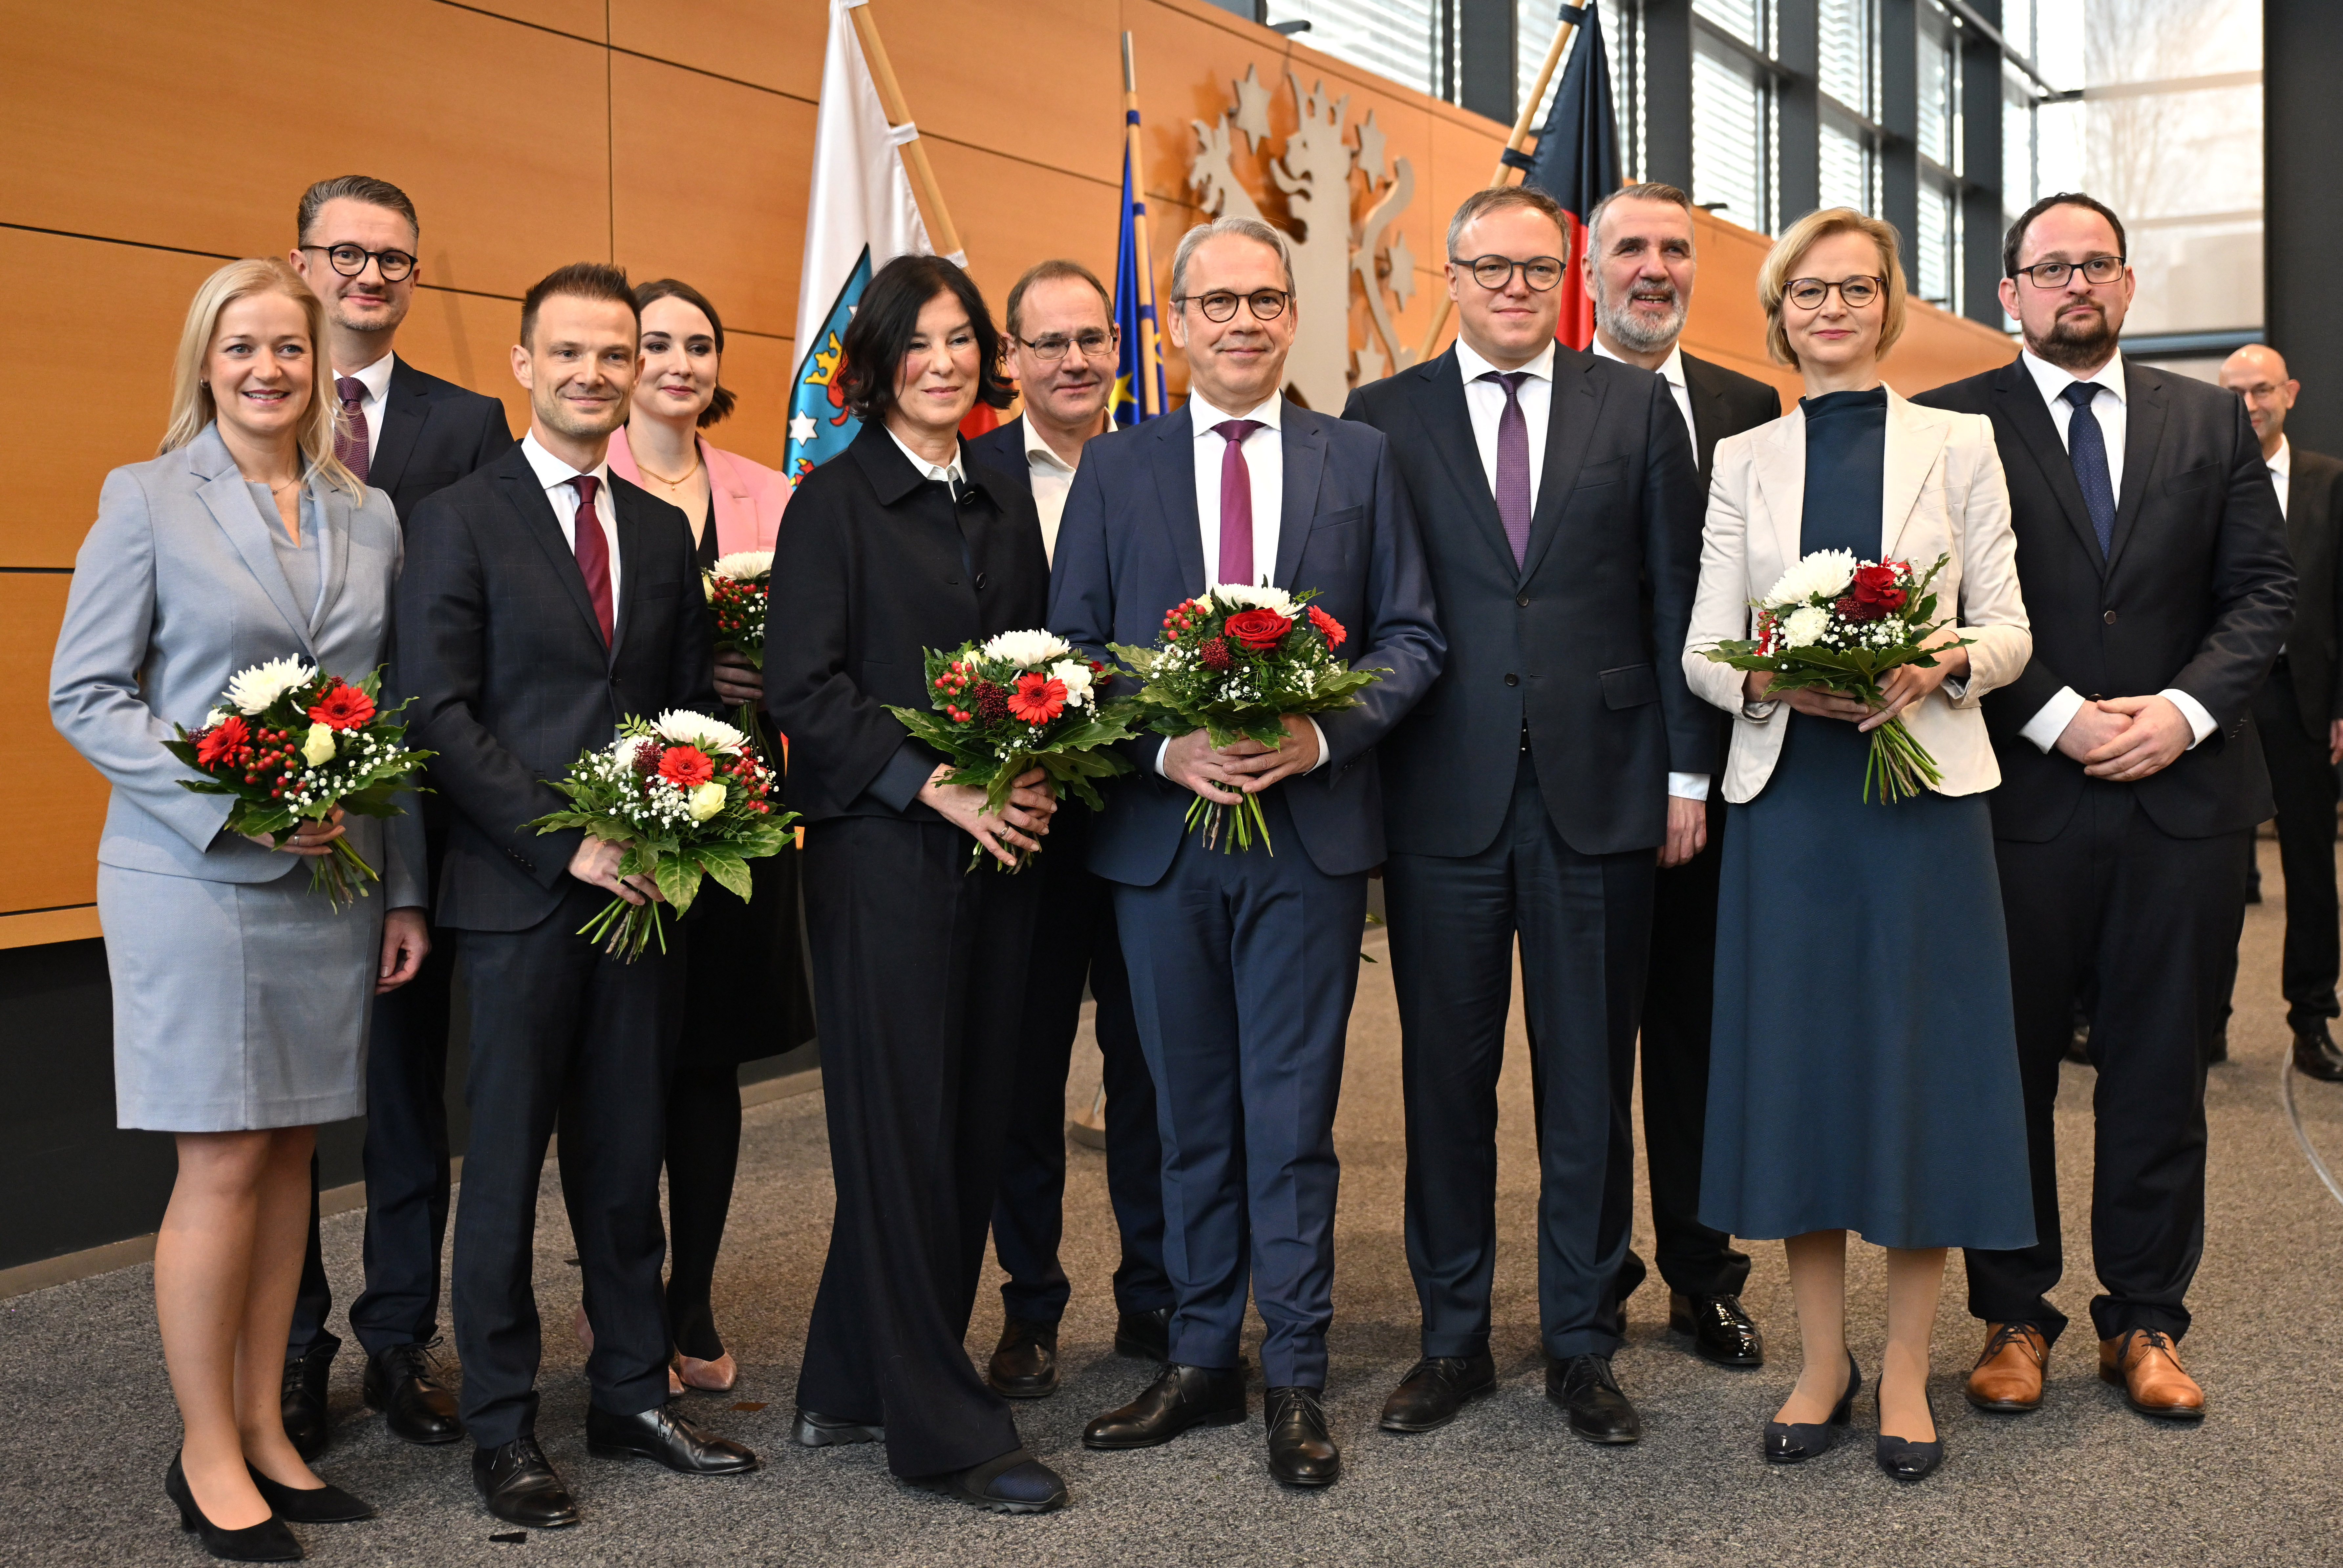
[570,474,613,644]
[1214,419,1264,586]
[334,375,370,484]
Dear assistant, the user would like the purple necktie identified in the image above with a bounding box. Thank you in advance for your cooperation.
[1481,370,1531,567]
[1214,419,1265,586]
[570,475,613,645]
[333,375,370,484]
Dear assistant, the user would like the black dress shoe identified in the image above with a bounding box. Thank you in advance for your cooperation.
[363,1342,463,1446]
[165,1452,302,1562]
[279,1344,334,1463]
[792,1408,883,1447]
[1082,1363,1246,1449]
[471,1437,580,1529]
[1114,1305,1173,1363]
[586,1404,757,1474]
[1378,1352,1496,1432]
[1265,1386,1341,1487]
[1545,1354,1643,1445]
[913,1447,1069,1514]
[247,1465,375,1523]
[1762,1352,1861,1463]
[1670,1291,1765,1368]
[987,1317,1060,1398]
[2294,1022,2343,1082]
[1875,1384,1946,1482]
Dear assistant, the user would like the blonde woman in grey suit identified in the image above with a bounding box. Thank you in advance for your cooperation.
[50,259,428,1561]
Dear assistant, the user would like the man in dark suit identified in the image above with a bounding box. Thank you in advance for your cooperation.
[2216,344,2343,1081]
[965,260,1172,1398]
[1581,180,1781,1374]
[396,264,752,1527]
[280,174,515,1458]
[1054,217,1443,1488]
[1916,195,2293,1423]
[1342,185,1709,1445]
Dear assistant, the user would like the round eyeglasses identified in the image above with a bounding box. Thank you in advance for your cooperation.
[2010,255,2126,289]
[1783,275,1884,310]
[1454,254,1566,292]
[1176,289,1290,323]
[301,243,417,282]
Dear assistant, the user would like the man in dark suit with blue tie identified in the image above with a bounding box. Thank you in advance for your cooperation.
[1341,185,1711,1445]
[1053,217,1443,1487]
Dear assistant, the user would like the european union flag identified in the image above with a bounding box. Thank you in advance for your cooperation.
[1111,125,1166,429]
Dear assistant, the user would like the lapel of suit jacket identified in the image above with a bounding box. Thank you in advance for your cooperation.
[309,476,355,640]
[495,453,609,658]
[1750,402,1807,576]
[368,358,427,498]
[1991,356,2104,576]
[1520,351,1605,581]
[2104,363,2167,577]
[1881,390,1949,560]
[189,426,317,658]
[1680,352,1729,482]
[1147,407,1208,596]
[1273,408,1325,590]
[1412,350,1517,578]
[607,480,649,664]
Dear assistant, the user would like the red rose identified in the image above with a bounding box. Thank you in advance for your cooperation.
[1223,607,1292,652]
[1006,671,1068,725]
[1307,605,1347,649]
[307,681,377,731]
[658,745,715,788]
[196,714,248,768]
[1848,563,1907,614]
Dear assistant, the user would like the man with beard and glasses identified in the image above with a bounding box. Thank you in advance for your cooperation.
[1580,180,1780,1374]
[1916,194,2292,1426]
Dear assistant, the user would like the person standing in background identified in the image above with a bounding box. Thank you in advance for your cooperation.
[1580,180,1781,1373]
[279,174,514,1461]
[965,259,1173,1400]
[2214,344,2343,1082]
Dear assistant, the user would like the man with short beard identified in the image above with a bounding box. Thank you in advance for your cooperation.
[1580,181,1780,1374]
[1915,194,2292,1425]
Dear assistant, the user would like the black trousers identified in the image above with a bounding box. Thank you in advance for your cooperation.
[1620,789,1751,1304]
[1386,750,1653,1361]
[1970,781,2248,1343]
[448,883,680,1448]
[796,816,1034,1478]
[990,813,1170,1325]
[2254,666,2341,1032]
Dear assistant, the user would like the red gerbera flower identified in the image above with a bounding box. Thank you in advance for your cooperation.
[658,745,716,788]
[307,680,377,731]
[1007,671,1068,725]
[196,714,249,768]
[1308,605,1347,649]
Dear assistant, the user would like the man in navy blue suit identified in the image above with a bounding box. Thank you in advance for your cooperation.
[1052,216,1443,1489]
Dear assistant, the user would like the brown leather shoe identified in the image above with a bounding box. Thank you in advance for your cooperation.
[1966,1322,2050,1412]
[2098,1329,2205,1420]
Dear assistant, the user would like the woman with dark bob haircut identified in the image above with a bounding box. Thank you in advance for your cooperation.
[763,253,1066,1514]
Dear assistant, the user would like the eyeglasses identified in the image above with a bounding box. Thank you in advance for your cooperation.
[1783,275,1884,310]
[1176,289,1290,323]
[1016,328,1116,363]
[301,243,416,282]
[2010,255,2126,289]
[1454,254,1566,292]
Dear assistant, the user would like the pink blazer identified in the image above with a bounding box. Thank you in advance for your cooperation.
[607,425,788,556]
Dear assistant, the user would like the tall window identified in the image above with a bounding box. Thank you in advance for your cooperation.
[1261,1,1440,97]
[1818,0,1882,217]
[1914,0,1963,309]
[1691,0,1779,233]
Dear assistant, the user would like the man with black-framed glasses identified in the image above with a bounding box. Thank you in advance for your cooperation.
[1917,192,2292,1426]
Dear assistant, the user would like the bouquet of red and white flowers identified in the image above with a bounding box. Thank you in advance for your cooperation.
[885,628,1138,870]
[1110,584,1384,852]
[525,710,797,959]
[703,548,774,764]
[1700,550,1971,803]
[165,658,432,909]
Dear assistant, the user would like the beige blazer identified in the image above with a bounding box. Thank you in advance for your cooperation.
[1681,387,2030,801]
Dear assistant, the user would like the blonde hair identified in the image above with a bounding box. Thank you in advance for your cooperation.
[161,258,362,495]
[1758,208,1908,369]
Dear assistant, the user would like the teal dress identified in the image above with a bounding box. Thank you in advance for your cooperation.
[1697,389,2034,1249]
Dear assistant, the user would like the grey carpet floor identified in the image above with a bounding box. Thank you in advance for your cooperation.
[7,835,2342,1567]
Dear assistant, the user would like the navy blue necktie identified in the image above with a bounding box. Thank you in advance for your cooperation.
[2062,381,2117,558]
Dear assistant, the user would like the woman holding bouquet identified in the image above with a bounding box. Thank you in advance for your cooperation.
[765,254,1067,1513]
[49,258,428,1558]
[1681,209,2033,1482]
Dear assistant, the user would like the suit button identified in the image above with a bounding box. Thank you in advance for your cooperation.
[1504,673,1520,687]
[976,572,988,590]
[1516,594,1530,608]
[2103,609,2118,624]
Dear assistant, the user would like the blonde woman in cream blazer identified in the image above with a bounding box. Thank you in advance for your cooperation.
[1681,209,2034,1486]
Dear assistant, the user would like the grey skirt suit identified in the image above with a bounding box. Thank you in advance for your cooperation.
[49,424,423,1132]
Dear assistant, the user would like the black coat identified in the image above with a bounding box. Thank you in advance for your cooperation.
[372,357,516,523]
[393,443,717,931]
[766,422,1050,824]
[1681,350,1784,482]
[2279,446,2343,740]
[1915,356,2294,842]
[1341,345,1711,858]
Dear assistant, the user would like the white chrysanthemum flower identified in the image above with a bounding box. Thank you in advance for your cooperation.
[710,549,774,581]
[202,707,230,731]
[651,710,747,755]
[225,657,317,715]
[1781,605,1832,648]
[1052,659,1095,706]
[1210,582,1298,616]
[979,628,1070,669]
[1763,549,1856,608]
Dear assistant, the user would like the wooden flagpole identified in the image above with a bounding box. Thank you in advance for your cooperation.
[1123,31,1164,419]
[845,0,966,262]
[1412,13,1580,363]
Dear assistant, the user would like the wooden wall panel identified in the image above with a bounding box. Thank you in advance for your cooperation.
[610,0,823,99]
[383,289,536,454]
[0,578,106,916]
[879,0,1125,185]
[705,332,798,474]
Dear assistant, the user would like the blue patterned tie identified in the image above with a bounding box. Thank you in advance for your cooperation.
[2062,381,2117,558]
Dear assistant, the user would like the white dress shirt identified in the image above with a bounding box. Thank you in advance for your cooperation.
[2010,349,2216,752]
[1021,413,1113,564]
[1454,336,1555,504]
[2269,434,2292,521]
[521,431,622,616]
[331,350,396,467]
[1590,336,1697,451]
[887,426,966,491]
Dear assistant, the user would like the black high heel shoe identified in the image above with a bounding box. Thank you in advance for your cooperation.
[1875,1383,1946,1482]
[1761,1351,1861,1463]
[247,1463,377,1523]
[163,1452,302,1562]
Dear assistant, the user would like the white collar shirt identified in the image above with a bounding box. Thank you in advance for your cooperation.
[1591,337,1696,453]
[1187,390,1284,588]
[521,431,622,616]
[332,350,396,466]
[1454,336,1555,505]
[2270,434,2292,521]
[887,427,966,491]
[2020,346,2129,502]
[1023,413,1113,565]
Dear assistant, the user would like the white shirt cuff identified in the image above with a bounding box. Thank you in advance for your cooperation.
[1155,737,1171,777]
[1668,772,1710,802]
[2021,687,2088,754]
[2161,688,2218,748]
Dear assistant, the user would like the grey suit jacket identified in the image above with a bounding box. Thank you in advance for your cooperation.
[50,423,424,904]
